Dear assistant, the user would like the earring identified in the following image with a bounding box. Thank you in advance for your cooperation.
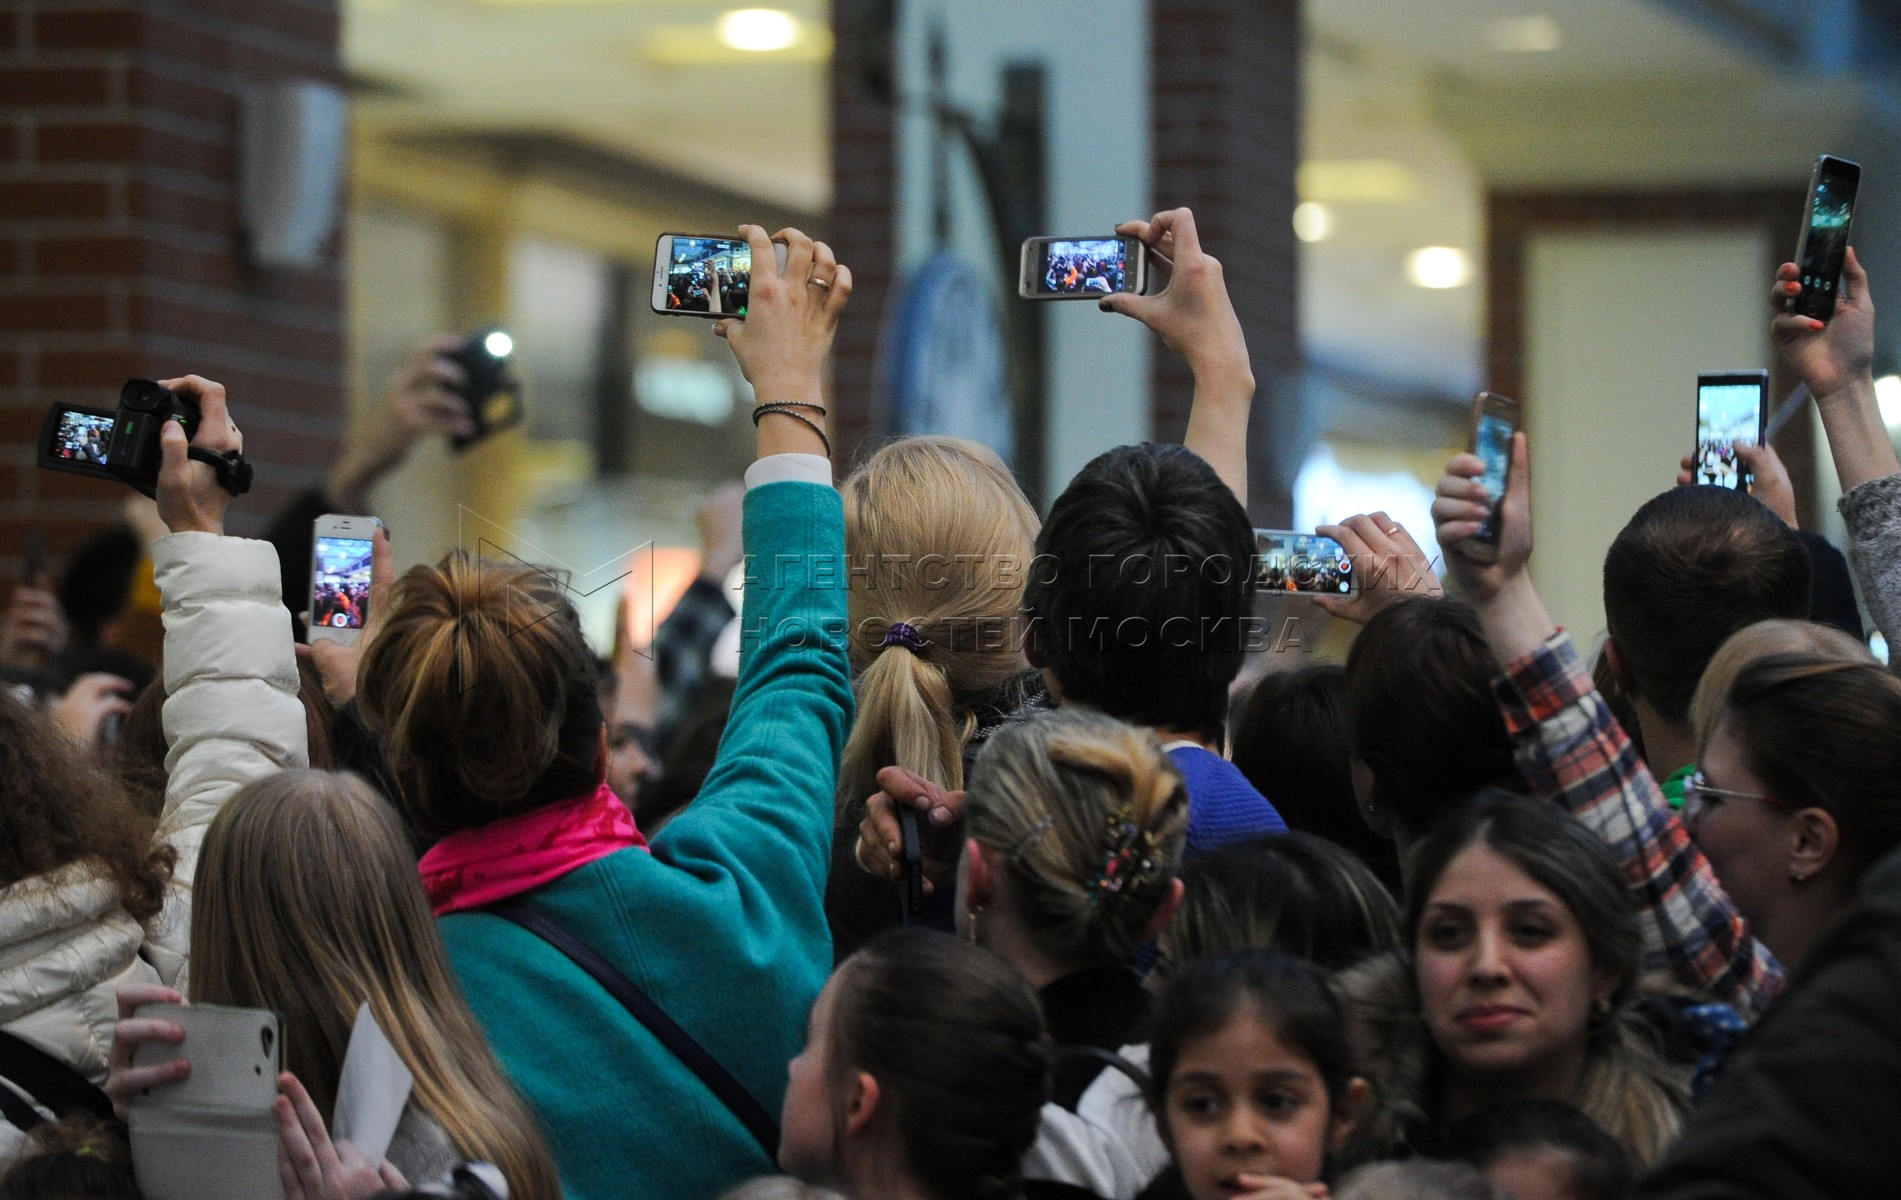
[966,905,983,944]
[1790,867,1809,884]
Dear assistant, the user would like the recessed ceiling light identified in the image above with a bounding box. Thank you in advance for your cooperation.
[1293,202,1335,243]
[1484,15,1562,53]
[1407,247,1471,290]
[717,8,800,53]
[1877,374,1901,428]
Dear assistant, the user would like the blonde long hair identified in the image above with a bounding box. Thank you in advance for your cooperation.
[189,770,561,1200]
[837,437,1041,814]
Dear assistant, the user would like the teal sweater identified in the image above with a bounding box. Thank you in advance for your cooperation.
[440,480,852,1200]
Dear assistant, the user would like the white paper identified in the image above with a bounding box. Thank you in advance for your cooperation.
[331,1002,413,1161]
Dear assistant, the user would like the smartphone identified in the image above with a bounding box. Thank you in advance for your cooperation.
[1461,391,1521,565]
[308,515,380,646]
[36,405,119,482]
[447,327,523,452]
[652,233,789,318]
[1788,155,1860,323]
[1252,531,1357,597]
[1018,235,1148,300]
[127,1003,282,1200]
[1694,371,1768,492]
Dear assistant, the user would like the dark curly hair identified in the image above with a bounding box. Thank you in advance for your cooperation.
[0,689,173,924]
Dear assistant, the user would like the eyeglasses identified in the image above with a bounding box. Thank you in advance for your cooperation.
[1682,769,1797,825]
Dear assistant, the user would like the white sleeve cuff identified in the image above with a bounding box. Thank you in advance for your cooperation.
[745,453,833,490]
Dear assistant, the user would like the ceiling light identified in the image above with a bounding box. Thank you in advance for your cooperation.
[1293,202,1334,243]
[1407,247,1471,290]
[1877,374,1901,428]
[717,8,799,53]
[1297,160,1419,204]
[1484,15,1562,53]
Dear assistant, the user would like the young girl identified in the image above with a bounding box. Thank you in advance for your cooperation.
[1148,951,1368,1200]
[778,928,1052,1200]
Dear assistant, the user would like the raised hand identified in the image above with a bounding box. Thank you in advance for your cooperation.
[104,983,188,1120]
[154,376,241,536]
[276,1072,408,1200]
[1311,513,1443,624]
[1432,433,1531,605]
[1771,246,1875,403]
[305,525,396,705]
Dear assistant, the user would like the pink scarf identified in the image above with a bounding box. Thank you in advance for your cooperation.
[419,781,648,917]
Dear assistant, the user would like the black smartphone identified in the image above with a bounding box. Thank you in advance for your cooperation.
[1251,531,1357,596]
[1788,155,1860,323]
[1017,235,1149,300]
[447,328,522,452]
[651,234,789,319]
[1461,392,1520,564]
[1694,371,1768,492]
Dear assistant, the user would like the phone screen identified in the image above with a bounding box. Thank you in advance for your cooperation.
[311,536,373,630]
[663,236,754,317]
[1695,379,1765,490]
[49,409,114,465]
[1473,410,1514,542]
[1253,532,1354,595]
[1796,165,1858,316]
[1028,237,1136,297]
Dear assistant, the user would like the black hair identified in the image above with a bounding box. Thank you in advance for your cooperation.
[1443,1100,1634,1200]
[57,524,140,648]
[1343,598,1521,839]
[1024,443,1253,745]
[1402,791,1640,1014]
[1602,486,1809,726]
[1148,950,1359,1125]
[828,928,1053,1200]
[1155,832,1401,980]
[1232,665,1403,889]
[0,1113,141,1200]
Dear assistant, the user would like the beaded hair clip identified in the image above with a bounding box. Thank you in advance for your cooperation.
[1087,813,1161,907]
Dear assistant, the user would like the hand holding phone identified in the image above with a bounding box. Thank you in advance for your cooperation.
[304,523,394,707]
[125,1001,283,1200]
[1433,424,1533,604]
[1309,514,1444,625]
[1457,392,1521,565]
[1018,235,1148,299]
[652,232,791,319]
[1787,155,1860,324]
[1251,531,1358,597]
[1693,371,1768,492]
[307,516,382,647]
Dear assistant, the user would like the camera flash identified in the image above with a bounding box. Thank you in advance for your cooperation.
[484,331,515,359]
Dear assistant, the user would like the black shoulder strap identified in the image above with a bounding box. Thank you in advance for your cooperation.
[1055,1043,1152,1093]
[484,897,780,1159]
[0,1029,115,1132]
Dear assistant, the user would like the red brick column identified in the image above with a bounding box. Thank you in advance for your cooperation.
[0,0,344,583]
[1150,0,1302,524]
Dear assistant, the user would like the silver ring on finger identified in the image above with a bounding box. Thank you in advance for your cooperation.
[809,276,833,290]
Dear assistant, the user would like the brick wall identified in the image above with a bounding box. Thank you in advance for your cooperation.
[0,0,345,583]
[1150,0,1303,525]
[825,0,896,470]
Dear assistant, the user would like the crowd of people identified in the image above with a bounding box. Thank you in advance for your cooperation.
[1042,241,1128,295]
[0,211,1897,1200]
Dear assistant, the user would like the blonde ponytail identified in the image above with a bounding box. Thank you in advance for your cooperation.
[837,438,1040,814]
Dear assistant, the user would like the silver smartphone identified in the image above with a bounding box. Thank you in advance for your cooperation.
[1694,371,1768,492]
[308,514,380,646]
[1252,530,1358,597]
[128,1003,282,1200]
[652,233,790,318]
[1018,235,1148,300]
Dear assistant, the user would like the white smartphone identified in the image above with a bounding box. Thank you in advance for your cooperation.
[652,233,790,318]
[308,514,380,645]
[1018,235,1149,300]
[128,1003,282,1200]
[1252,530,1358,597]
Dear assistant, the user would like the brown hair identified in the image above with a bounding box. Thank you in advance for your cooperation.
[356,553,604,837]
[1703,650,1901,871]
[965,707,1187,967]
[0,1113,139,1200]
[189,769,560,1200]
[837,437,1039,816]
[825,929,1052,1200]
[0,690,172,923]
[115,658,338,821]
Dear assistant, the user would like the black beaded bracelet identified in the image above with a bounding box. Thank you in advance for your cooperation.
[752,404,832,456]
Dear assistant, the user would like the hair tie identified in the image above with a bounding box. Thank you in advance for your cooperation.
[882,621,928,653]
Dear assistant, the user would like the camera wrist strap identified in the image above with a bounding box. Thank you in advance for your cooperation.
[187,446,254,496]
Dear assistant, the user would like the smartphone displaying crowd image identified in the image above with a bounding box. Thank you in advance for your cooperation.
[1252,531,1357,597]
[308,515,379,645]
[1694,371,1768,491]
[1018,235,1147,300]
[652,233,791,319]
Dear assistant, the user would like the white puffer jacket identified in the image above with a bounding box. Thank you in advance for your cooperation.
[0,532,303,1162]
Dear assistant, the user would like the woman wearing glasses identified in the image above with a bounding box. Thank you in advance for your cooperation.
[1431,430,1901,1024]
